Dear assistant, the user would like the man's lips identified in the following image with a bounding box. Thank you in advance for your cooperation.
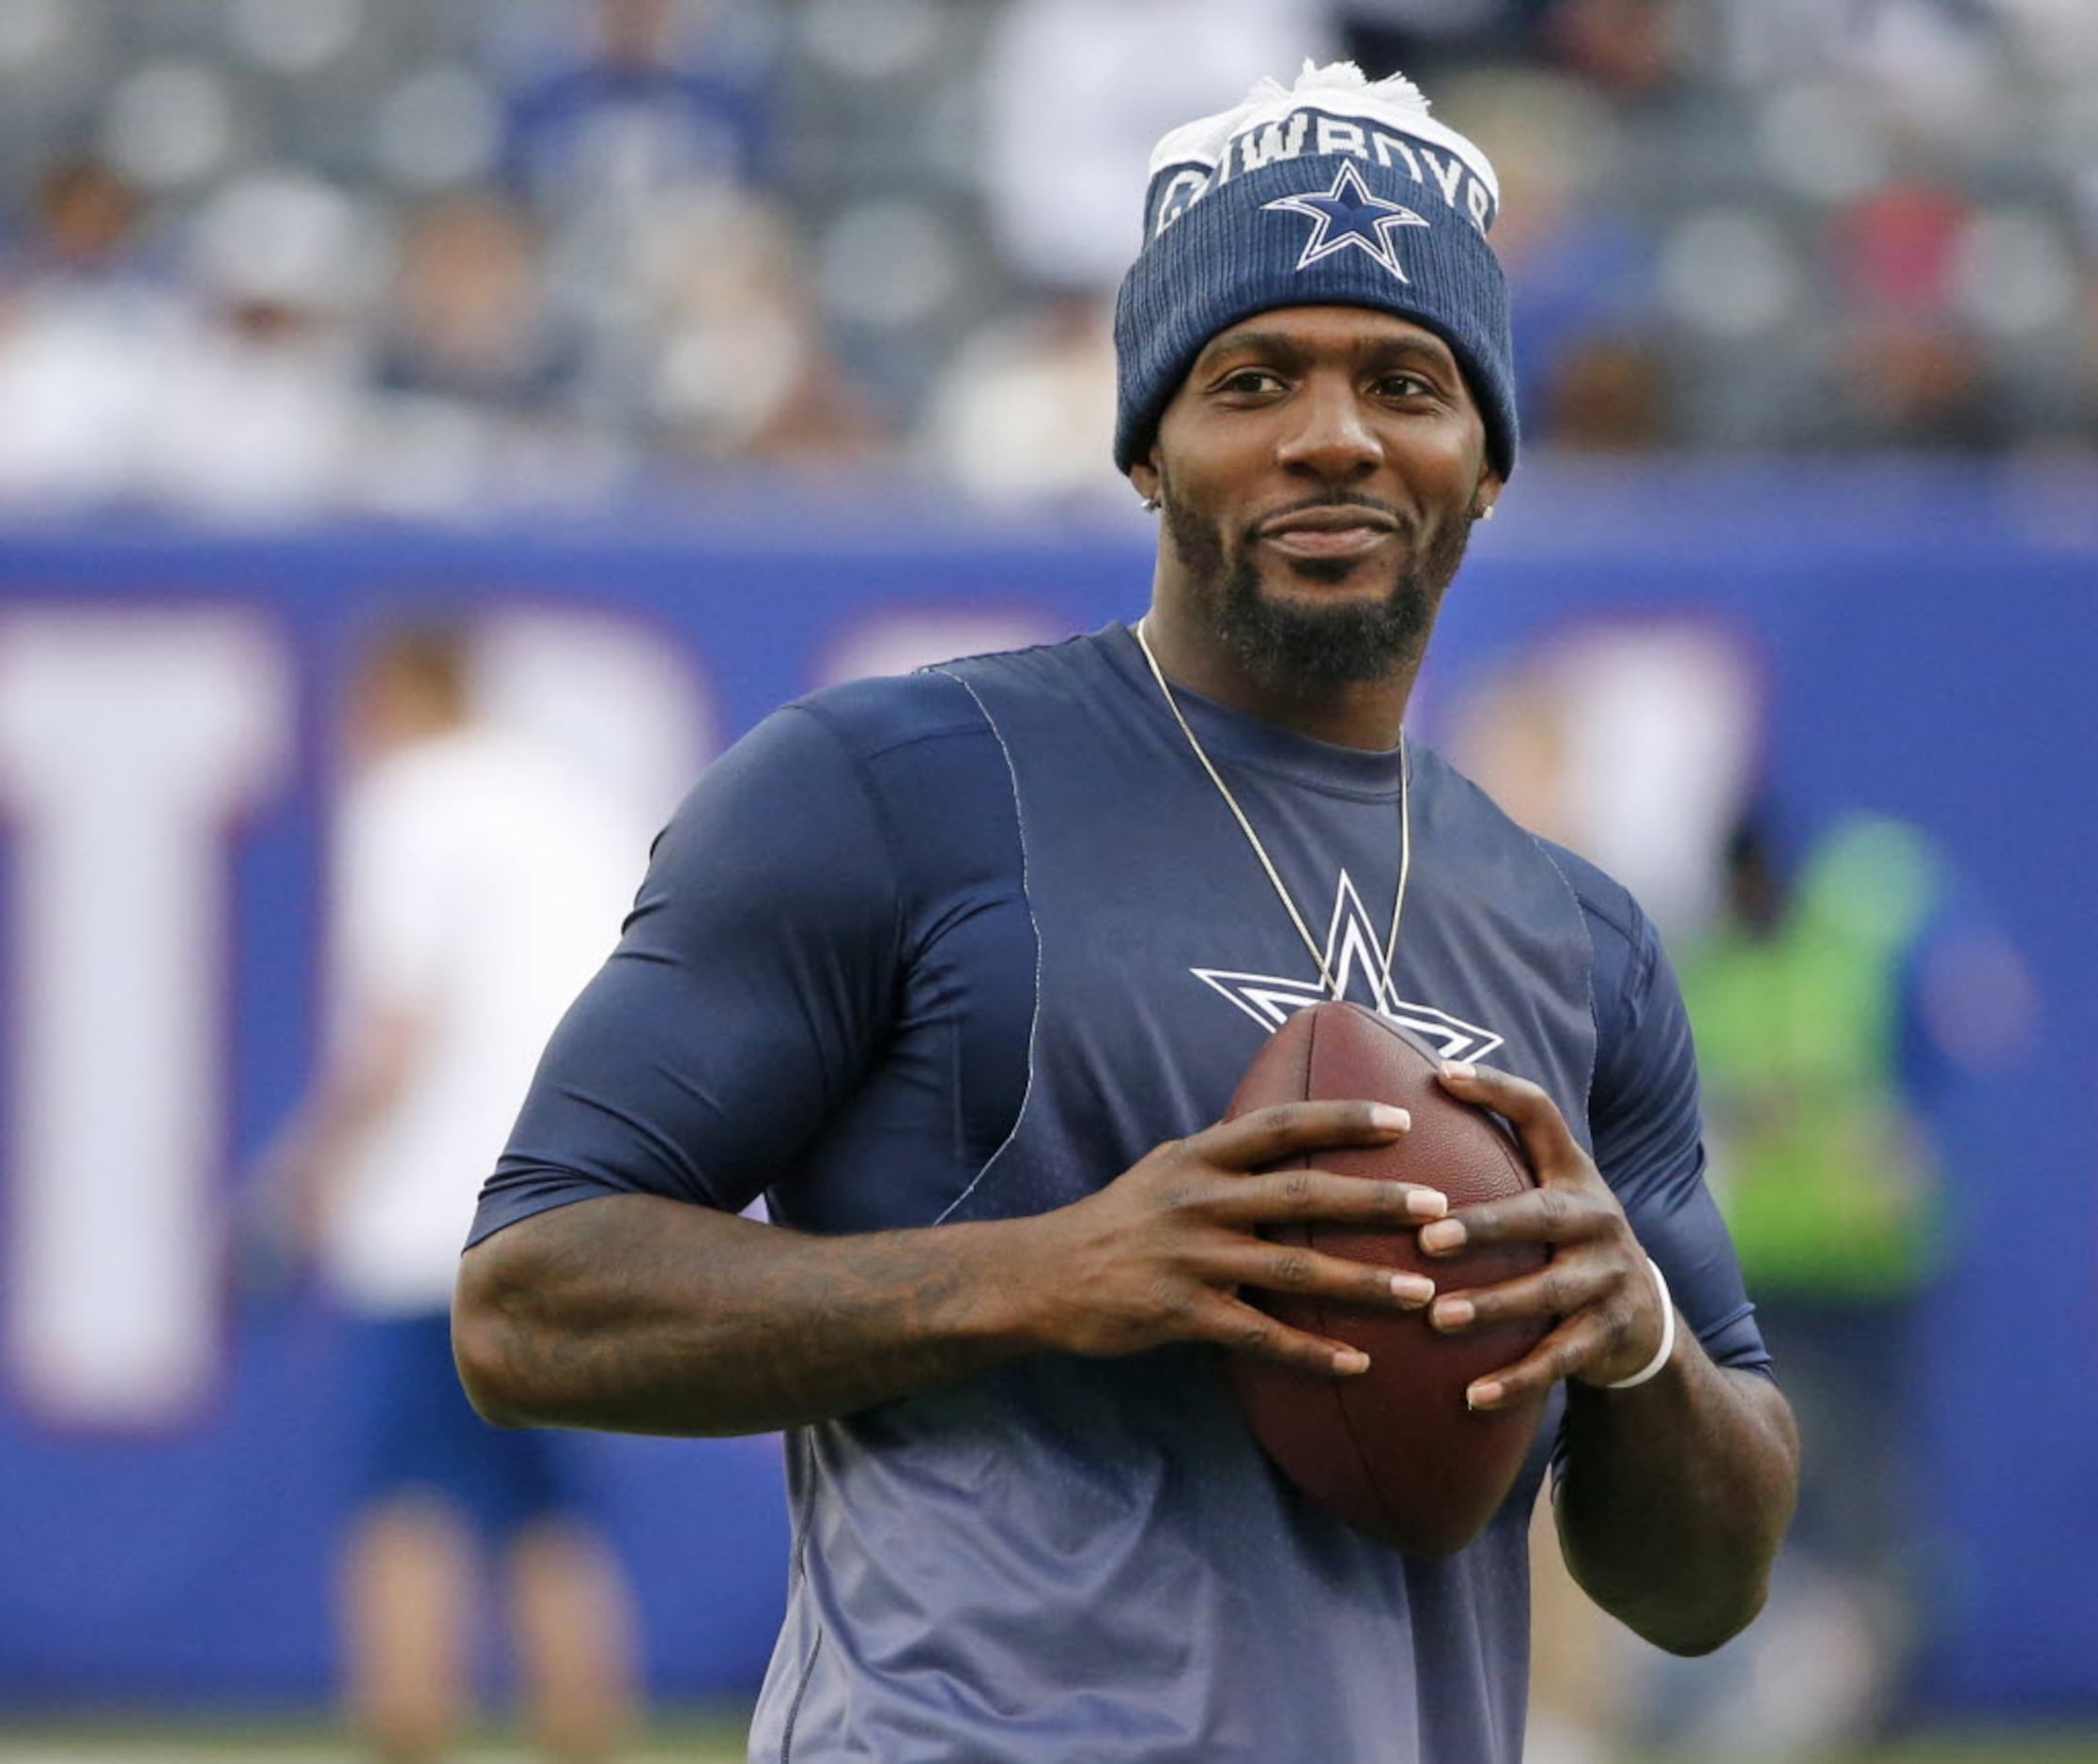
[1254,505,1402,558]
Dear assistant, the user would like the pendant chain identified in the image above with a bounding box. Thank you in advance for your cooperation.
[1133,618,1411,1002]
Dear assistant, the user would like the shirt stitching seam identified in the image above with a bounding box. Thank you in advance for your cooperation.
[1526,833,1601,1140]
[922,666,1041,1227]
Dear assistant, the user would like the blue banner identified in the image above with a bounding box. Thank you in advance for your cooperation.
[0,462,2090,1715]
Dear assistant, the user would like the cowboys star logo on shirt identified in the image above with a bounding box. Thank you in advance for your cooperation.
[1192,871,1504,1060]
[1262,161,1431,284]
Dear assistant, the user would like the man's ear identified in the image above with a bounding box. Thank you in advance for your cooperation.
[1129,456,1162,505]
[1472,464,1504,519]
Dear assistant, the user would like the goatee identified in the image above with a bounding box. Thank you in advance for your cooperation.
[1160,492,1474,694]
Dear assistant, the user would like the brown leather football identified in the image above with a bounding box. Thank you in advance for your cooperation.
[1222,1000,1551,1555]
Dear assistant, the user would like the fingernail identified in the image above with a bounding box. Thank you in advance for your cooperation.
[1466,1380,1503,1411]
[1405,1187,1447,1219]
[1441,1060,1476,1082]
[1334,1348,1370,1376]
[1420,1219,1466,1253]
[1433,1297,1474,1329]
[1370,1105,1411,1132]
[1391,1273,1434,1305]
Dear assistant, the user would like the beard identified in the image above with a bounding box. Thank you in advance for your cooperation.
[1160,487,1473,694]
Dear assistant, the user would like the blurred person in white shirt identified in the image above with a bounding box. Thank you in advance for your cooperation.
[0,158,187,513]
[137,170,377,523]
[255,624,647,1764]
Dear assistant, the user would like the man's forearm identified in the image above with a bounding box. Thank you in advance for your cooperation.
[454,1105,1457,1439]
[453,1194,1046,1436]
[1554,1344,1798,1656]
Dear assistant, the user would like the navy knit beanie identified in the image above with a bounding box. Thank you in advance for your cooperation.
[1113,62,1517,481]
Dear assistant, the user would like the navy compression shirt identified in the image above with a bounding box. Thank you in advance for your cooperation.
[471,625,1767,1763]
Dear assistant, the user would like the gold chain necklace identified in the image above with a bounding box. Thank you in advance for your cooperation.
[1133,617,1412,1002]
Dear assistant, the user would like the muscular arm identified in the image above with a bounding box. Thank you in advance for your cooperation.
[1423,1059,1798,1652]
[455,1103,1448,1436]
[1553,1343,1797,1655]
[455,1196,1042,1435]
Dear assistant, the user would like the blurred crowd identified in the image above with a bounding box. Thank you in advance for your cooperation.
[0,0,2095,524]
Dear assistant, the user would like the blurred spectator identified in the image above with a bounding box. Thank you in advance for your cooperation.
[1829,178,1969,316]
[1831,315,2014,449]
[0,157,186,512]
[638,187,884,466]
[253,625,648,1764]
[1663,808,2034,1754]
[1538,332,1674,447]
[374,193,575,414]
[5,156,158,284]
[0,162,390,524]
[980,0,1333,296]
[363,192,647,519]
[493,1,855,464]
[1541,0,1688,100]
[1821,179,2018,448]
[918,291,1121,506]
[502,0,774,220]
[137,169,377,522]
[1435,68,1668,449]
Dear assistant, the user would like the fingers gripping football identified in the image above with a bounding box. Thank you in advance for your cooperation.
[1423,1062,1673,1406]
[1030,1101,1445,1377]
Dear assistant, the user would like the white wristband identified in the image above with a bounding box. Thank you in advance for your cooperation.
[1602,1257,1676,1390]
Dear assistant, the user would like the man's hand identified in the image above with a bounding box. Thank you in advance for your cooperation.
[1415,1061,1668,1409]
[459,1099,1452,1437]
[1024,1100,1450,1378]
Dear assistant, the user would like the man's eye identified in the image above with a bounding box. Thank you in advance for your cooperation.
[1216,368,1284,395]
[1377,373,1435,398]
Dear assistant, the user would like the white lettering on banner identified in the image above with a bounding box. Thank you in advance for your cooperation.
[0,609,291,1429]
[0,602,714,1432]
[473,607,717,830]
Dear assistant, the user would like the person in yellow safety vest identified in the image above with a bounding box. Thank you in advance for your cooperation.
[1685,812,1948,1300]
[1672,806,2031,1756]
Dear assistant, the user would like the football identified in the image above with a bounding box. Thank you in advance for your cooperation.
[1222,1001,1551,1555]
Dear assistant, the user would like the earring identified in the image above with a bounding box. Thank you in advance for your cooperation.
[1473,501,1495,521]
[1141,495,1162,513]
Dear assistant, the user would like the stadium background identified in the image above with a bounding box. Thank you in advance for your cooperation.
[0,0,2093,1756]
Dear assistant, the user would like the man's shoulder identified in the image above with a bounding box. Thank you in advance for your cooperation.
[786,631,1110,767]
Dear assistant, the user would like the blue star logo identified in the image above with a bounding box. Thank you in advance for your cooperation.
[1262,161,1431,283]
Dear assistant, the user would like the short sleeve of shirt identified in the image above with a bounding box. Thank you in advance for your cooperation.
[469,696,907,1241]
[1552,843,1771,1376]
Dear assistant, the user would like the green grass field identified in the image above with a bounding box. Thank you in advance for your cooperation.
[1,1715,2095,1763]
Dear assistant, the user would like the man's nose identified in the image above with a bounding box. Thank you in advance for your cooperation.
[1274,379,1382,479]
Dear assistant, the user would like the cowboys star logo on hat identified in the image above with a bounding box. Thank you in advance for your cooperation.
[1261,160,1430,283]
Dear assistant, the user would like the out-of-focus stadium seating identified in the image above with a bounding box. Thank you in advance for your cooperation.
[0,0,2090,524]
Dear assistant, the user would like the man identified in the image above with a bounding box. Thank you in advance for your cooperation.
[260,627,642,1762]
[455,63,1797,1762]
